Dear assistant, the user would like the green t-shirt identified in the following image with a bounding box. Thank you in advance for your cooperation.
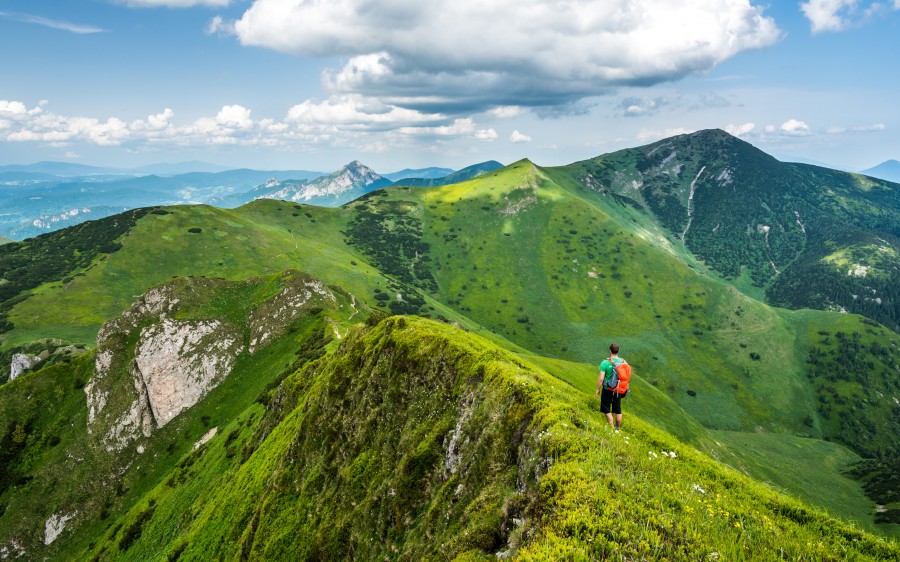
[599,357,625,386]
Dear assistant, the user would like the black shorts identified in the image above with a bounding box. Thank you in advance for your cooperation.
[600,387,623,414]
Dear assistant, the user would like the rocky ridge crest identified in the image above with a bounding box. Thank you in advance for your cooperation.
[85,272,351,452]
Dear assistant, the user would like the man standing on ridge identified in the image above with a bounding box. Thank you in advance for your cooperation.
[596,343,629,432]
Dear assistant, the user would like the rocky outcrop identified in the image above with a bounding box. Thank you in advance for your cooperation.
[0,540,26,560]
[43,512,76,546]
[193,426,217,450]
[248,277,336,352]
[85,272,355,452]
[86,283,243,451]
[9,354,41,381]
[135,318,240,427]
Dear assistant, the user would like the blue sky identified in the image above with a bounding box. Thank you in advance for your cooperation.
[0,0,898,173]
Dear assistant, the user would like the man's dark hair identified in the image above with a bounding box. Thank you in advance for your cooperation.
[610,343,619,354]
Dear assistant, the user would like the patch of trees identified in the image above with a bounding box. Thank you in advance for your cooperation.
[768,244,900,333]
[805,331,900,458]
[0,208,152,333]
[847,456,900,524]
[0,419,32,495]
[344,200,437,295]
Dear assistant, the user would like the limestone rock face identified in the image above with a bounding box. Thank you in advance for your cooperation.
[135,318,240,427]
[86,282,243,451]
[85,272,351,452]
[43,512,76,546]
[9,354,41,381]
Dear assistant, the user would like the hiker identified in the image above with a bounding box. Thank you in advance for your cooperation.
[595,343,630,432]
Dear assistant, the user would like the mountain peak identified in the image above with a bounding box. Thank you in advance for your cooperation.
[343,160,373,172]
[250,160,389,204]
[860,159,900,183]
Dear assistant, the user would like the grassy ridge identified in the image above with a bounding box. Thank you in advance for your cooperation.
[4,202,364,345]
[82,317,899,560]
[2,157,899,542]
[525,354,877,532]
[350,160,899,458]
[0,271,359,558]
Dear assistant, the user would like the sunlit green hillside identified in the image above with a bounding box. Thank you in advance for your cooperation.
[556,129,900,331]
[2,139,899,557]
[76,317,900,560]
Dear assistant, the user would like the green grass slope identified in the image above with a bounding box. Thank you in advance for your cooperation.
[78,317,898,561]
[0,271,362,559]
[557,129,900,331]
[522,354,878,533]
[338,162,900,533]
[340,160,900,458]
[392,160,504,187]
[2,158,899,536]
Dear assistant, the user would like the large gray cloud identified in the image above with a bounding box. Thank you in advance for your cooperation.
[231,0,781,113]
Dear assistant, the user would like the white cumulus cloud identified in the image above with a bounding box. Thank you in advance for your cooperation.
[800,0,900,33]
[474,128,498,141]
[216,104,253,128]
[0,98,495,153]
[286,95,444,130]
[230,0,781,113]
[488,106,524,119]
[398,118,475,137]
[725,122,755,137]
[0,100,29,115]
[509,130,532,143]
[780,119,811,136]
[801,0,855,32]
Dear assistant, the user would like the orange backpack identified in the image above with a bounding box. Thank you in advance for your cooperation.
[604,357,631,395]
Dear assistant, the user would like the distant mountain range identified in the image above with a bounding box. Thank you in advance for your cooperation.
[0,160,232,177]
[381,167,454,181]
[861,159,900,183]
[392,160,503,187]
[0,160,502,240]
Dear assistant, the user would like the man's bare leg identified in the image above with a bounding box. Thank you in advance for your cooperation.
[605,412,615,429]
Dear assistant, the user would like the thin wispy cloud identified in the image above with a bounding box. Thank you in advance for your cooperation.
[0,11,106,34]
